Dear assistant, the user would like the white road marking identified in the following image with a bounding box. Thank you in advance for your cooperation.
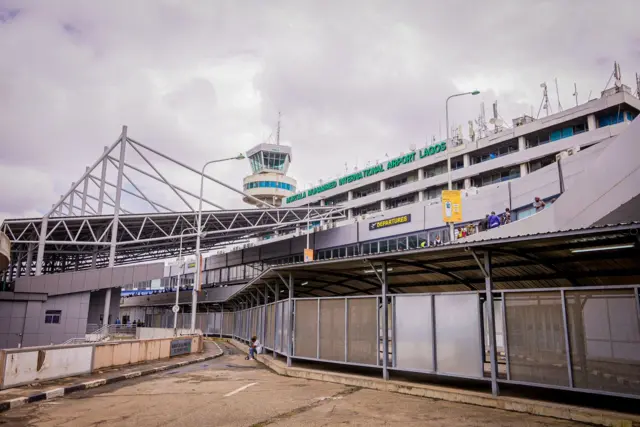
[224,382,258,397]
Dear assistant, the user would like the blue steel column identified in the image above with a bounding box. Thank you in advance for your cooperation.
[382,261,389,380]
[484,251,499,396]
[287,273,293,367]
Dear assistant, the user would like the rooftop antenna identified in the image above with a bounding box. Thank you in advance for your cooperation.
[636,72,640,99]
[489,101,504,132]
[344,162,348,173]
[475,102,488,139]
[537,82,552,118]
[572,82,578,106]
[555,78,563,112]
[275,111,281,145]
[468,120,475,142]
[614,61,622,90]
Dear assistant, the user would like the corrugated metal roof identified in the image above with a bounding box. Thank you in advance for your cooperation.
[222,222,640,302]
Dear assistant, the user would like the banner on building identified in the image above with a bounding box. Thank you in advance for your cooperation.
[369,214,411,231]
[304,248,314,263]
[441,190,462,223]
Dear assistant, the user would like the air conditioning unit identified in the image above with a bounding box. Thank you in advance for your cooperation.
[556,151,569,161]
[567,145,581,156]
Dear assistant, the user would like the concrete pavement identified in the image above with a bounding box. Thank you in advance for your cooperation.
[0,340,223,413]
[0,341,594,427]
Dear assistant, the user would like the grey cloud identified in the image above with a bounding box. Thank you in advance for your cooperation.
[1,0,639,219]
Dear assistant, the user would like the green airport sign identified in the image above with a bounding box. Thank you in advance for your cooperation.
[285,142,447,204]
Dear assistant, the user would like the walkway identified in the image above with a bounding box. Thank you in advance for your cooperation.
[0,341,222,405]
[0,342,591,427]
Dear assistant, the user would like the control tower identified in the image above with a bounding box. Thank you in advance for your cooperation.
[242,133,297,207]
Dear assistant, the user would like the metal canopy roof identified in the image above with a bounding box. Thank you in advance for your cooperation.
[228,222,640,303]
[2,206,344,271]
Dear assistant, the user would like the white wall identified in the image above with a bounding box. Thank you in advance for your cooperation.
[1,345,93,388]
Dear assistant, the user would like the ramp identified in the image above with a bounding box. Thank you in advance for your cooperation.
[464,117,640,240]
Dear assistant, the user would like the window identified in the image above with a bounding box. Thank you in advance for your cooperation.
[451,159,464,170]
[44,310,61,324]
[408,235,418,249]
[398,237,407,250]
[598,112,625,128]
[425,162,447,178]
[388,239,397,251]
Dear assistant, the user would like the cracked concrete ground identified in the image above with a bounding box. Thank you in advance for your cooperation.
[0,342,590,427]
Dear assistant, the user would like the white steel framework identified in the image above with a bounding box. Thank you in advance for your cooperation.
[1,126,345,280]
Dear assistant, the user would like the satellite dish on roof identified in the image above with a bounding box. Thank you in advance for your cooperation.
[489,117,504,127]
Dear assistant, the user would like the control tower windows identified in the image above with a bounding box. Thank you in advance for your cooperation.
[263,152,288,170]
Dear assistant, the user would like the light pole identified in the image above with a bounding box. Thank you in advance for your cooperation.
[174,227,197,332]
[445,90,480,242]
[193,154,245,332]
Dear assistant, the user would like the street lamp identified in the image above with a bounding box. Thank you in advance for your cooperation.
[445,90,480,242]
[174,227,197,332]
[192,153,245,332]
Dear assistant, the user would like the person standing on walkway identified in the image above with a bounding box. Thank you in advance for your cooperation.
[503,208,512,224]
[488,211,501,229]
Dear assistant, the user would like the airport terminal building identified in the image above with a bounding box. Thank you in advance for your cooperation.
[191,85,639,288]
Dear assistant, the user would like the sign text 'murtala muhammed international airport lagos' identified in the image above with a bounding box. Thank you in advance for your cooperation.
[285,142,447,204]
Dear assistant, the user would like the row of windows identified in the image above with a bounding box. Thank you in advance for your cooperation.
[471,167,521,187]
[471,141,519,165]
[292,110,635,207]
[249,151,289,173]
[193,196,559,288]
[244,181,296,191]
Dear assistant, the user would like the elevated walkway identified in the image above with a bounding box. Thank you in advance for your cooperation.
[464,117,640,241]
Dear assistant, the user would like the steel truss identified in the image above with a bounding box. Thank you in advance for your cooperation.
[1,126,345,279]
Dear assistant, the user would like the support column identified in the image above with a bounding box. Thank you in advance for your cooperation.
[68,183,75,215]
[80,167,90,216]
[484,251,499,396]
[104,126,127,326]
[587,114,597,131]
[381,261,389,380]
[35,217,48,276]
[220,306,224,338]
[287,273,294,367]
[25,244,34,277]
[274,281,279,358]
[518,136,528,177]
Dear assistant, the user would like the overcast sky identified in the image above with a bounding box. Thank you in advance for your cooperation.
[1,0,639,221]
